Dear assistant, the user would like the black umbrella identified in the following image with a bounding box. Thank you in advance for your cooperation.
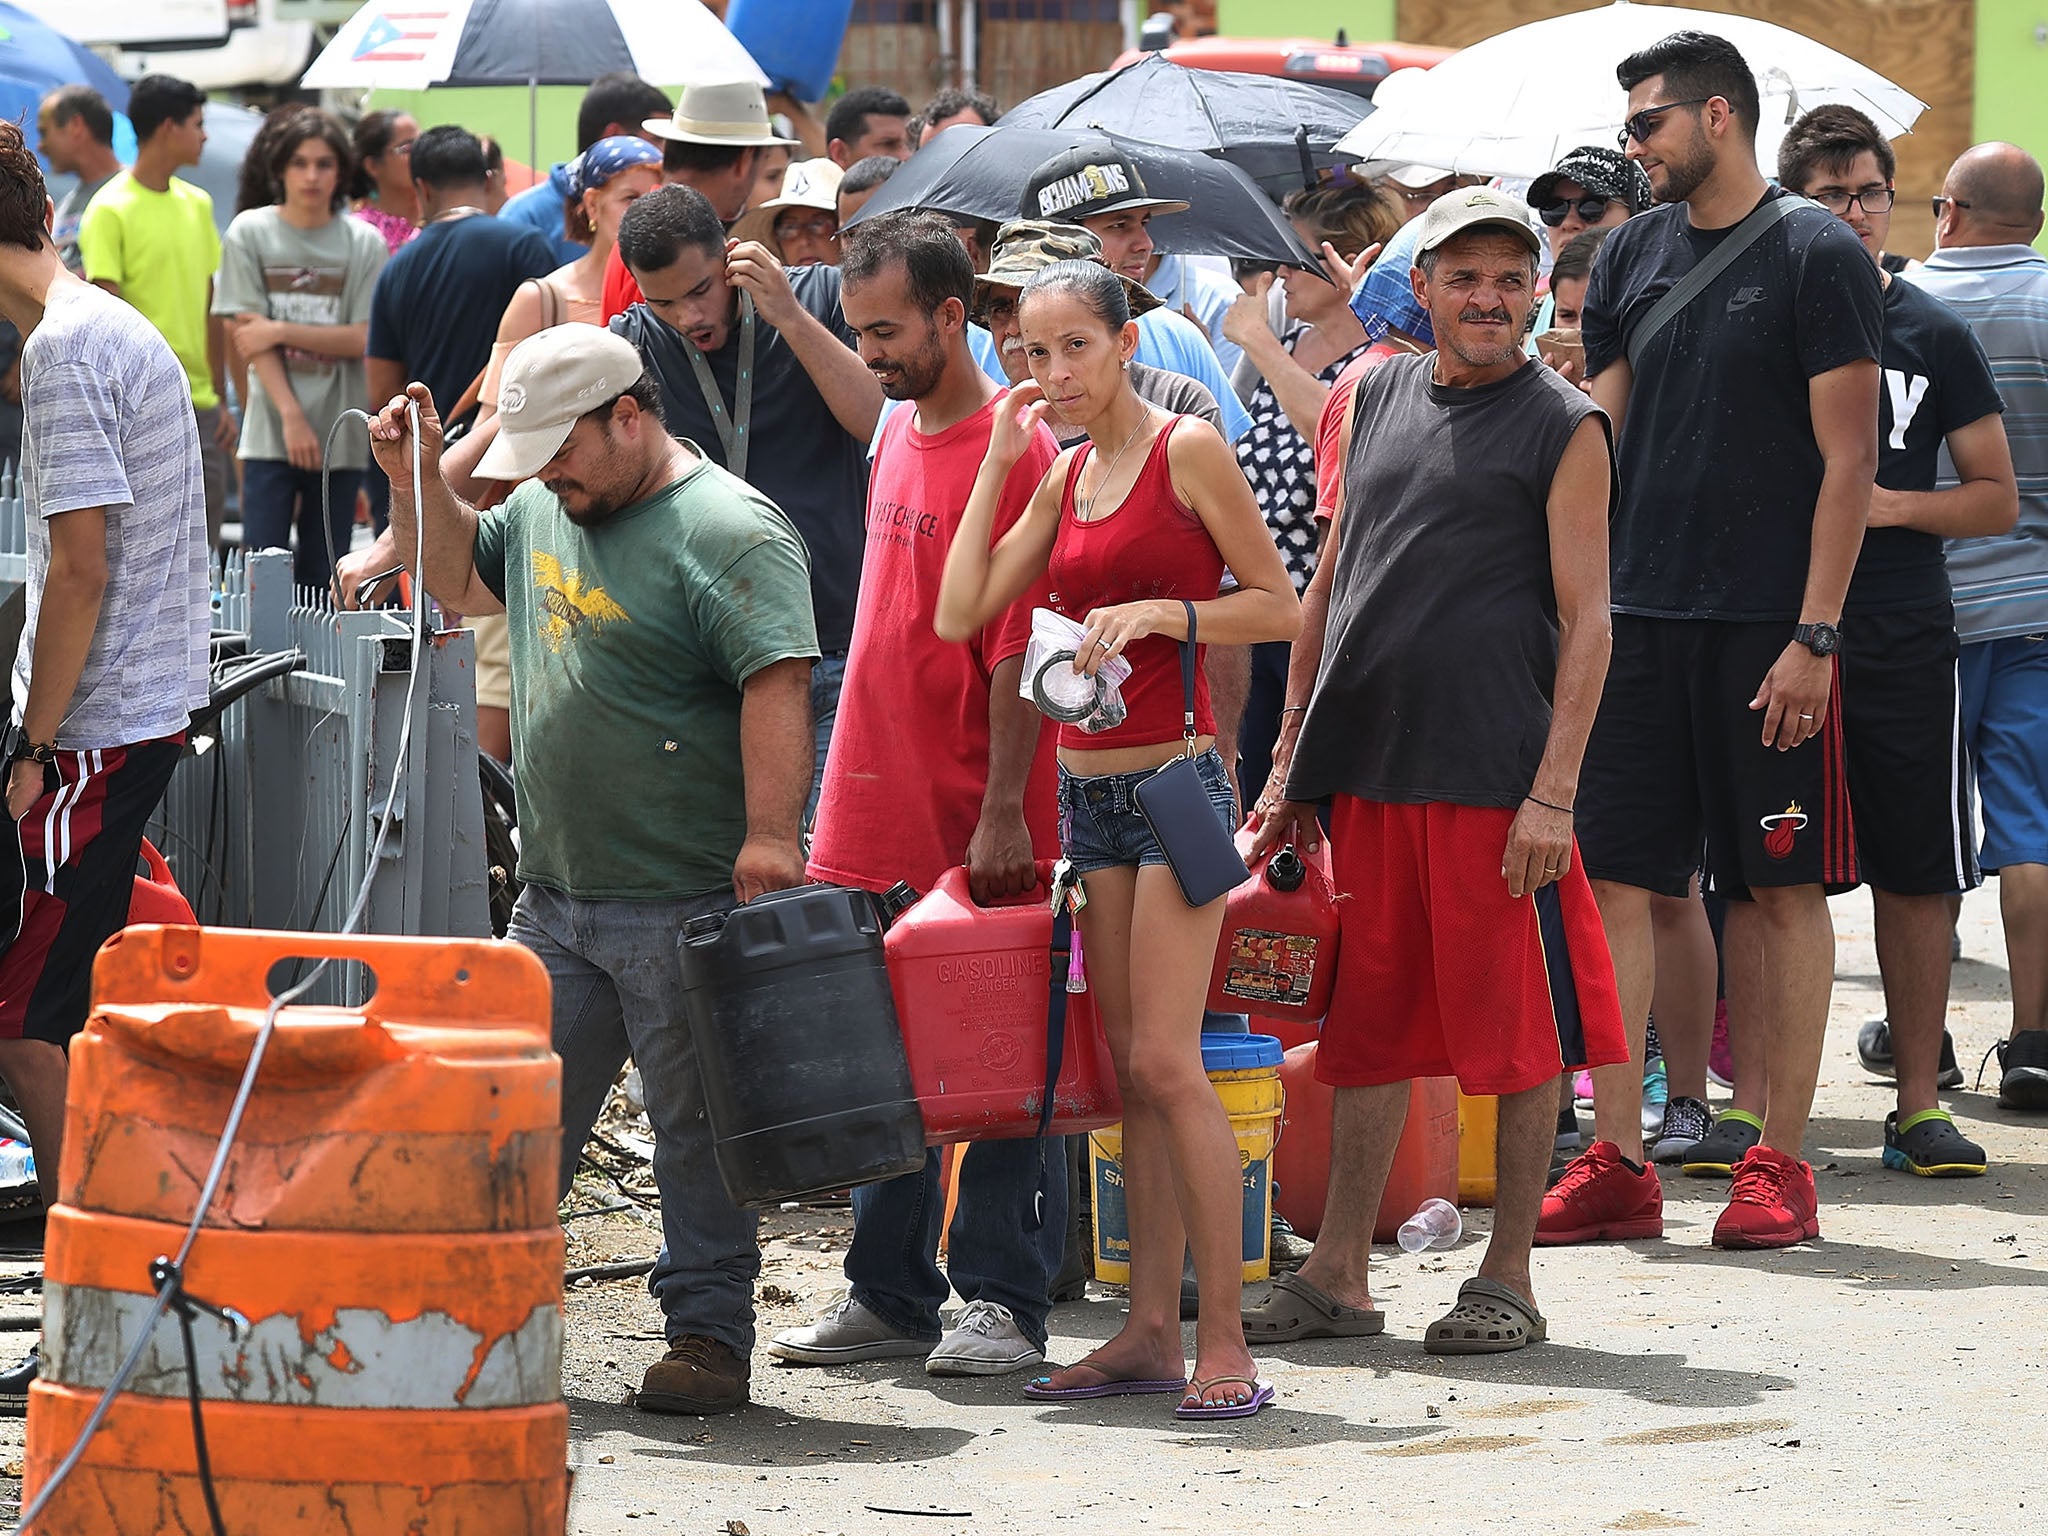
[997,53,1372,195]
[843,125,1322,272]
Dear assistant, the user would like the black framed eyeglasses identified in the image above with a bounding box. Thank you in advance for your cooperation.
[1616,97,1713,151]
[1931,194,1972,217]
[1810,185,1896,216]
[1538,194,1615,228]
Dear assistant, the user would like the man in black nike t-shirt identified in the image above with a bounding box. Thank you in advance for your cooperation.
[1545,30,1882,1252]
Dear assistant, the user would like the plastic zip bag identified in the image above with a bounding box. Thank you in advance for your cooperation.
[1021,608,1131,733]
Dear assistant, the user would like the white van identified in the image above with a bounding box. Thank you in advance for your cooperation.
[8,1,229,50]
[111,1,318,92]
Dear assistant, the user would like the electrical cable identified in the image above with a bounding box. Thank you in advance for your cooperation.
[9,401,433,1535]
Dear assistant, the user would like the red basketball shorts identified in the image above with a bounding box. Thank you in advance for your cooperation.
[1317,795,1630,1097]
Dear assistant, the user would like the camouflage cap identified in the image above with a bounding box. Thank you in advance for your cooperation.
[973,218,1164,322]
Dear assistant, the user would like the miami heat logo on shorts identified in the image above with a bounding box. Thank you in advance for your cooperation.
[1759,801,1810,861]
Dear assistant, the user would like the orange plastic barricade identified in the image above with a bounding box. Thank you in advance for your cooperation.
[23,926,567,1534]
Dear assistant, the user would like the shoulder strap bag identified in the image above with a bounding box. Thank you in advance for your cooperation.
[1132,601,1252,907]
[1624,194,1806,370]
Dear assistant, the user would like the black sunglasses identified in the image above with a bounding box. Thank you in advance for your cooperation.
[1616,97,1713,151]
[1538,194,1615,228]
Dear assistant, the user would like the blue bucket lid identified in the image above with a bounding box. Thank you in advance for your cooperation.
[1200,1033,1284,1072]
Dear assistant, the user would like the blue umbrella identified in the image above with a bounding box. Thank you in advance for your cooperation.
[0,2,135,165]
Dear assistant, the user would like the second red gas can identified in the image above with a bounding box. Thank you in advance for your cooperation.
[885,864,1122,1145]
[1207,845,1341,1022]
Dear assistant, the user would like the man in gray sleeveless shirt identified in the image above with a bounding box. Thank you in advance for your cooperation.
[1246,189,1624,1354]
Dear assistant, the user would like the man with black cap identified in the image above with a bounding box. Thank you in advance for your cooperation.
[1020,144,1249,435]
[1249,186,1622,1354]
[368,325,820,1417]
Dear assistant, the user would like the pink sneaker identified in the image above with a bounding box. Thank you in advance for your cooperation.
[1707,1000,1734,1089]
[1572,1069,1594,1109]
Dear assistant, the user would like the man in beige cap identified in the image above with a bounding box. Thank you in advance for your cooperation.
[368,326,821,1417]
[1248,185,1621,1355]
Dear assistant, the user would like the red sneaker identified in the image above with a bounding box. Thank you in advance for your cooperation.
[1712,1145,1820,1249]
[1535,1140,1664,1245]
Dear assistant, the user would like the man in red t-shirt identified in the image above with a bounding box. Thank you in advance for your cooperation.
[767,211,1066,1380]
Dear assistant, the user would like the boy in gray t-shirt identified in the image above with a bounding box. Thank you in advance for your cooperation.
[214,109,388,587]
[0,118,208,1274]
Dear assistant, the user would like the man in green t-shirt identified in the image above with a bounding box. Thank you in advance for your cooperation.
[369,325,818,1418]
[77,74,235,543]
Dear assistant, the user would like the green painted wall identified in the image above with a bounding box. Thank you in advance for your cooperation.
[1971,0,2048,251]
[1214,1,1397,42]
[368,86,589,173]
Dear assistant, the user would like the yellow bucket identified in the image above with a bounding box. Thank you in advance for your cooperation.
[1458,1091,1498,1207]
[1090,1034,1284,1285]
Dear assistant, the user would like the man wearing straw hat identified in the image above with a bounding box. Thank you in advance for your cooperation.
[601,81,800,320]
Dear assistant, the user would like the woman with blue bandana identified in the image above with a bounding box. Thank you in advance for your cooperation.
[477,135,666,418]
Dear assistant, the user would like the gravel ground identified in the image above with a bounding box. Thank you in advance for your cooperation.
[1,883,2040,1533]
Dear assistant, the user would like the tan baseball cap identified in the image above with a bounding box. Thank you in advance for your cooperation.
[1414,184,1542,257]
[476,327,648,482]
[644,80,798,149]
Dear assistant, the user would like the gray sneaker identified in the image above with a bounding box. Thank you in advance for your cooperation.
[925,1300,1045,1377]
[766,1292,933,1365]
[1651,1096,1712,1163]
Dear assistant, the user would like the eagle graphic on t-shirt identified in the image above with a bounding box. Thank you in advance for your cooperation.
[531,551,629,652]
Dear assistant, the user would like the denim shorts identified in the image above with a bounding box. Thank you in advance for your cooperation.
[1057,747,1238,876]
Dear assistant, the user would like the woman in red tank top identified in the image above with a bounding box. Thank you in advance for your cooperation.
[937,260,1299,1418]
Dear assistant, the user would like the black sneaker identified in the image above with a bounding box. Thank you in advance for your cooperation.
[1857,1019,1964,1088]
[1555,1104,1583,1154]
[1881,1109,1987,1177]
[1996,1030,2048,1110]
[1683,1111,1762,1177]
[1651,1096,1712,1163]
[0,1344,37,1417]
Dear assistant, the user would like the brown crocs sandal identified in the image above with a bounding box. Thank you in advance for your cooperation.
[1241,1272,1386,1342]
[1423,1277,1547,1355]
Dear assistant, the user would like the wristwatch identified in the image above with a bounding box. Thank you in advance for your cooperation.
[1,721,56,767]
[1793,622,1840,658]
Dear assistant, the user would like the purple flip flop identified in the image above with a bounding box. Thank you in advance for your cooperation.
[1022,1369,1188,1401]
[1174,1376,1276,1421]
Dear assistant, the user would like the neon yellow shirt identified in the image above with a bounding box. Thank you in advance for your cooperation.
[77,172,221,410]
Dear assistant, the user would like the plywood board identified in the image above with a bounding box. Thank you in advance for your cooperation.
[1396,0,1973,255]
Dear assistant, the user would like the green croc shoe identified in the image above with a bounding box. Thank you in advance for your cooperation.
[1881,1109,1987,1178]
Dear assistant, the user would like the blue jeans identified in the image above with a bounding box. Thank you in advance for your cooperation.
[240,460,363,591]
[846,1138,1069,1350]
[1056,747,1238,875]
[807,652,847,827]
[509,882,761,1353]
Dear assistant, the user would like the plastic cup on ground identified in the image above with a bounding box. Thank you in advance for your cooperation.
[1397,1196,1462,1253]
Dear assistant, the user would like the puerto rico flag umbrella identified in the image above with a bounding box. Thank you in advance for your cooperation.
[301,0,766,92]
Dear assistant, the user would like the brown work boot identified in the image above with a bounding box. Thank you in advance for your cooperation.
[635,1335,750,1415]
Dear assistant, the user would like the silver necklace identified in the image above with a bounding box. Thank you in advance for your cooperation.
[1079,409,1152,521]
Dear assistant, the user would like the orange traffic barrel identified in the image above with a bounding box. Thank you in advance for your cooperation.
[23,926,566,1534]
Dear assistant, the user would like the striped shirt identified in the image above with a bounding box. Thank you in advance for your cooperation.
[1904,244,2048,642]
[10,284,209,749]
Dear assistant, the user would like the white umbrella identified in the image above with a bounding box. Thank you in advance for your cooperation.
[1335,0,1926,181]
[301,0,766,93]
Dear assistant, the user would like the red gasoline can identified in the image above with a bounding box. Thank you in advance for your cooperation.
[1206,845,1341,1022]
[885,864,1122,1145]
[127,839,196,927]
[1273,1043,1460,1241]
